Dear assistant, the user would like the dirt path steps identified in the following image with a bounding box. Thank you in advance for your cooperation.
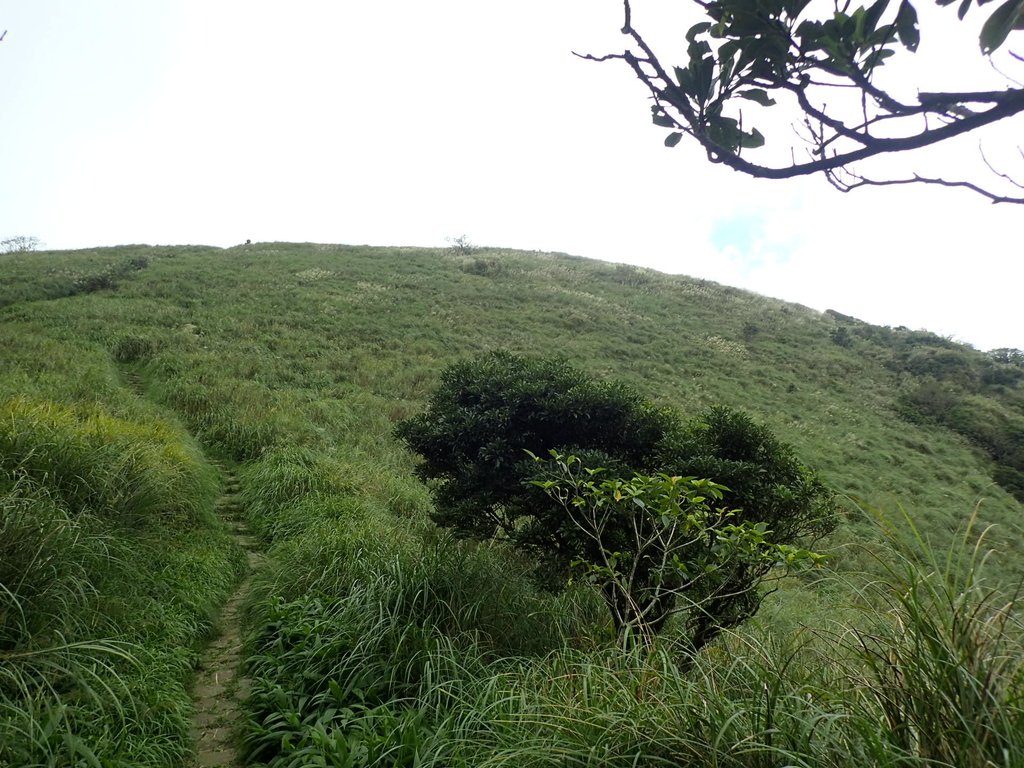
[122,367,145,397]
[191,464,263,768]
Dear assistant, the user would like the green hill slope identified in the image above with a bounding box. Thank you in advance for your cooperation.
[2,242,1022,767]
[4,243,1019,555]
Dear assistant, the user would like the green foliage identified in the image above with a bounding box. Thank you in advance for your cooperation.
[609,0,1024,201]
[830,325,853,348]
[0,396,216,528]
[238,446,358,541]
[883,332,1024,502]
[241,511,1024,768]
[0,326,240,764]
[110,332,158,363]
[241,531,599,767]
[659,406,836,644]
[459,257,504,278]
[662,406,836,542]
[3,241,1023,766]
[153,373,284,460]
[847,506,1024,766]
[395,351,677,542]
[531,453,824,648]
[399,354,835,645]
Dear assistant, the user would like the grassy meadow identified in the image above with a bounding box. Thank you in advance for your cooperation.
[1,242,1022,766]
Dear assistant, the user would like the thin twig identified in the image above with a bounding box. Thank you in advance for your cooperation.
[980,144,1024,191]
[836,172,1024,204]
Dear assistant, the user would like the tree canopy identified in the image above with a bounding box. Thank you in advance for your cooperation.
[397,352,836,648]
[395,351,677,542]
[584,0,1024,202]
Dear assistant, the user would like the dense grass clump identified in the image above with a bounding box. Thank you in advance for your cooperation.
[0,396,217,529]
[241,528,606,767]
[844,509,1024,766]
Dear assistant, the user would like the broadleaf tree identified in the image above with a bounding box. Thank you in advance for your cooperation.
[583,0,1024,202]
[530,452,826,649]
[396,352,836,651]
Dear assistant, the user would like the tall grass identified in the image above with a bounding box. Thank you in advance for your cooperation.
[0,396,217,529]
[0,391,241,765]
[844,505,1024,766]
[237,502,1024,768]
[0,481,137,766]
[6,243,1024,765]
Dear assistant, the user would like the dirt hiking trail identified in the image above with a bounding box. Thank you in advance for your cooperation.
[190,463,264,768]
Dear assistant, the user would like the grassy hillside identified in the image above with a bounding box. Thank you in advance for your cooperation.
[1,242,1021,766]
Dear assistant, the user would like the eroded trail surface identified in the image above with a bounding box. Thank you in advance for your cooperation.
[191,465,263,768]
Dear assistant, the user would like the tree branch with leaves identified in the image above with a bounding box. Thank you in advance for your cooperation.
[530,451,825,651]
[582,0,1024,202]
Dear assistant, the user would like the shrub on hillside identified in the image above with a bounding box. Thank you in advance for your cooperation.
[396,352,835,649]
[0,236,41,254]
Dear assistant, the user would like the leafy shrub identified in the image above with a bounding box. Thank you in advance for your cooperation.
[396,351,677,541]
[531,453,825,646]
[397,353,835,647]
[66,256,150,296]
[898,379,961,422]
[445,234,477,255]
[893,347,979,389]
[830,326,852,347]
[993,464,1024,500]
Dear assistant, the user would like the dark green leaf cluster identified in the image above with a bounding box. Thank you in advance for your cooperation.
[653,0,928,154]
[395,352,676,543]
[396,352,836,640]
[660,406,836,544]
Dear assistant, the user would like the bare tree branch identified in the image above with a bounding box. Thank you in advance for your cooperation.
[830,169,1024,203]
[981,145,1024,191]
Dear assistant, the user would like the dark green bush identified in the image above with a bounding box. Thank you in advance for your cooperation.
[396,351,677,540]
[397,352,835,647]
[460,257,503,277]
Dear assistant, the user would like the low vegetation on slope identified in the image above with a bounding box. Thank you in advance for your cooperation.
[0,326,243,766]
[1,242,1021,766]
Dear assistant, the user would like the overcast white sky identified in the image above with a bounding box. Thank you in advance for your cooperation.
[1,1,1021,350]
